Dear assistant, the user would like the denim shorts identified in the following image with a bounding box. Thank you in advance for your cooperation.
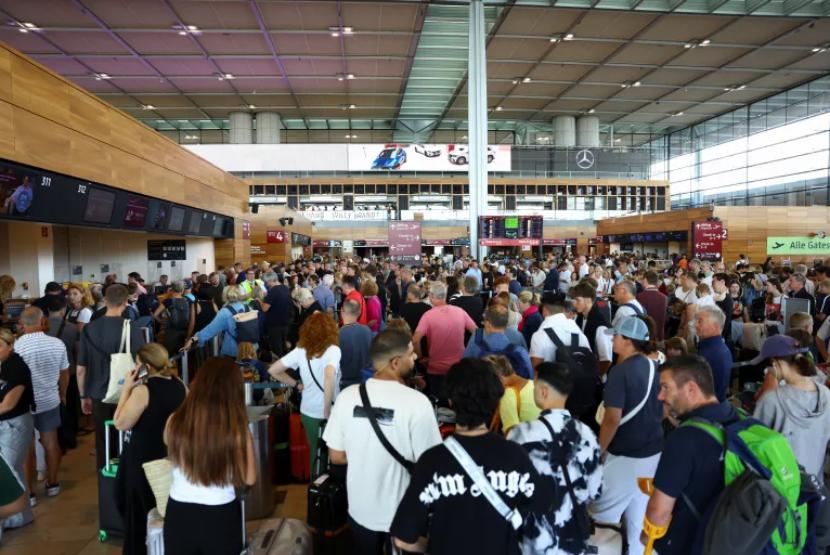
[33,405,61,433]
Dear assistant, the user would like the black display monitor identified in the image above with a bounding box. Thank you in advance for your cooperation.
[212,216,225,237]
[123,195,149,229]
[0,168,36,219]
[83,187,116,224]
[167,206,186,232]
[149,201,169,231]
[188,210,203,234]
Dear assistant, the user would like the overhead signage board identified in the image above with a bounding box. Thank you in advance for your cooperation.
[0,158,233,238]
[542,238,577,246]
[767,237,830,255]
[691,221,725,261]
[266,230,286,244]
[480,238,541,247]
[389,221,422,264]
[148,240,187,261]
[300,210,389,221]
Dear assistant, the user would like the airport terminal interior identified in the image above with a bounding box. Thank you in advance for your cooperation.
[0,0,829,553]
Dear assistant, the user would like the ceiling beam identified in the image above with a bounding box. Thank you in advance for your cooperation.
[69,0,214,122]
[782,0,816,13]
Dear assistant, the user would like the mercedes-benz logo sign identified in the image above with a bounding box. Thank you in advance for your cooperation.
[575,149,595,170]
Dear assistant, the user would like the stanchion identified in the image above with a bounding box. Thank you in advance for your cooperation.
[638,477,668,555]
[169,347,192,386]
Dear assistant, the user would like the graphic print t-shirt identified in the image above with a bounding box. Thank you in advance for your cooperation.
[390,433,553,555]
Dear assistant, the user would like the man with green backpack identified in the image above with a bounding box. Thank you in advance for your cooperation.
[644,354,818,555]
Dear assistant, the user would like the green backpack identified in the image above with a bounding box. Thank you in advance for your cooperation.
[681,412,807,555]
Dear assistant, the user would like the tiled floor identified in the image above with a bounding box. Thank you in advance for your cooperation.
[1,433,308,554]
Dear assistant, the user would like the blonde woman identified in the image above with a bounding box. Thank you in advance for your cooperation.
[65,283,94,332]
[182,286,253,358]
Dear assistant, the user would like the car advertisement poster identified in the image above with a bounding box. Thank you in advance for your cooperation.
[691,220,726,261]
[389,221,422,263]
[348,144,512,172]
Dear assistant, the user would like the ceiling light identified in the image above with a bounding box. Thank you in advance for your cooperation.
[329,26,353,37]
[723,87,733,92]
[495,106,503,111]
[330,31,339,37]
[345,134,358,139]
[341,104,357,110]
[587,108,596,114]
[223,73,234,79]
[700,38,711,46]
[672,111,684,116]
[178,30,187,35]
[512,79,519,85]
[461,135,468,140]
[620,83,629,88]
[564,33,574,41]
[18,28,28,33]
[22,22,36,29]
[342,27,353,35]
[615,138,622,143]
[522,76,531,83]
[186,25,198,31]
[549,35,560,43]
[684,43,693,49]
[812,44,829,53]
[633,81,642,87]
[142,104,156,110]
[248,104,256,110]
[99,73,110,79]
[737,84,746,90]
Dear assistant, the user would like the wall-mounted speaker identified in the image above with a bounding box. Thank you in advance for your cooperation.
[398,195,409,211]
[506,196,517,210]
[287,197,298,209]
[344,194,354,211]
[250,203,259,214]
[452,195,463,210]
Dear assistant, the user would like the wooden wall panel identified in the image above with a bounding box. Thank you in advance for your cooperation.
[0,43,248,220]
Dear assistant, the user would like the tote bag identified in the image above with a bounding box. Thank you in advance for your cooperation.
[103,320,134,404]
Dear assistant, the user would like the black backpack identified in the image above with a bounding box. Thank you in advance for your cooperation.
[166,298,190,331]
[544,329,600,425]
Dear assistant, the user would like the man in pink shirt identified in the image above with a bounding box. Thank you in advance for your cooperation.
[413,281,477,404]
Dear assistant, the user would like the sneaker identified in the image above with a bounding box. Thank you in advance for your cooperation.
[36,470,45,482]
[29,494,36,508]
[45,483,60,497]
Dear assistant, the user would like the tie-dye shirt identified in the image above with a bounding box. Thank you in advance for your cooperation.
[508,409,603,555]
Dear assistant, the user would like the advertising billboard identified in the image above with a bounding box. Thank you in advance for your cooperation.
[389,221,422,264]
[349,144,512,172]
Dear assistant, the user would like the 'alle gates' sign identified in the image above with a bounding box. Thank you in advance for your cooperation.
[767,237,830,255]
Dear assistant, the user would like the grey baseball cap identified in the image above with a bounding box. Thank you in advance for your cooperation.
[604,316,650,341]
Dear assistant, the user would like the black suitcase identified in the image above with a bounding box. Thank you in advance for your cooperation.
[307,423,350,554]
[98,419,125,542]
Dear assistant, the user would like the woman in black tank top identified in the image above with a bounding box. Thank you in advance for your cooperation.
[112,343,186,555]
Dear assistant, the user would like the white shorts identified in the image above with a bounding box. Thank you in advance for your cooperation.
[590,452,661,555]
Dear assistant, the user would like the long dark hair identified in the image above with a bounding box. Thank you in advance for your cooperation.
[167,357,248,487]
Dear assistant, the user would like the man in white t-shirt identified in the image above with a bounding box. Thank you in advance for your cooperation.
[611,281,645,328]
[15,307,69,498]
[530,293,591,369]
[323,328,442,554]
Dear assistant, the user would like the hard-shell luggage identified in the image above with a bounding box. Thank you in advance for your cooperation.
[98,420,125,542]
[289,412,310,482]
[270,402,292,485]
[146,508,164,555]
[307,473,349,554]
[248,518,312,554]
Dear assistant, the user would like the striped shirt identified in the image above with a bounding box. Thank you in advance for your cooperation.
[14,332,69,414]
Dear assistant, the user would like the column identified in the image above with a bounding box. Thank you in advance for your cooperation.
[576,116,600,147]
[229,111,253,144]
[256,112,281,144]
[468,0,488,260]
[553,115,576,147]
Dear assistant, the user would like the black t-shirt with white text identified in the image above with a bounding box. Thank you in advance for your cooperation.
[0,352,35,420]
[390,433,553,555]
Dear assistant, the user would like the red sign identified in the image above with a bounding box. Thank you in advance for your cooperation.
[242,221,251,240]
[480,238,540,247]
[266,229,286,244]
[691,220,725,261]
[389,221,422,263]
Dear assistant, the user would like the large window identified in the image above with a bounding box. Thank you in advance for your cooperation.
[649,76,830,208]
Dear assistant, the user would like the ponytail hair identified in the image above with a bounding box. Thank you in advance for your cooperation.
[774,353,817,377]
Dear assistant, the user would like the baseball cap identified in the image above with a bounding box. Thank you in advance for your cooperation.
[604,317,650,341]
[750,335,808,365]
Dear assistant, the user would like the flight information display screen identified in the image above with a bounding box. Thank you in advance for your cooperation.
[0,158,234,238]
[479,215,543,240]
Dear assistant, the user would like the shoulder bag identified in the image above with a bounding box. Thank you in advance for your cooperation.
[359,382,414,474]
[444,436,523,530]
[102,320,135,404]
[595,358,655,426]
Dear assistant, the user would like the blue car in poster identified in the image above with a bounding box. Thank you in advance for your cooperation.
[372,146,407,170]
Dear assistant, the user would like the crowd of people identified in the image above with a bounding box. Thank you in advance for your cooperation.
[0,249,829,554]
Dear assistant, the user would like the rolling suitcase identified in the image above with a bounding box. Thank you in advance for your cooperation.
[98,419,126,542]
[307,424,350,554]
[248,518,312,554]
[289,412,310,482]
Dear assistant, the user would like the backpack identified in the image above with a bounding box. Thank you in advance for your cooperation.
[612,301,643,319]
[227,304,260,343]
[750,297,767,323]
[544,329,600,425]
[474,329,533,379]
[166,298,190,331]
[680,413,817,555]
